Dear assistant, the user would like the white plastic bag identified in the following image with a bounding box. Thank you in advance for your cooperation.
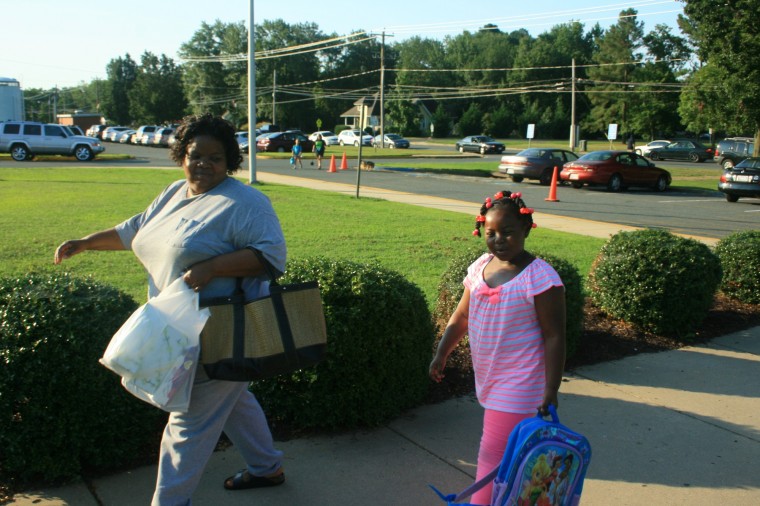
[101,277,211,412]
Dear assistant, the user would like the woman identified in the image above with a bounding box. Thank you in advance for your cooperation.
[54,113,286,505]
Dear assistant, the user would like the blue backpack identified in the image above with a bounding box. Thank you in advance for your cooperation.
[431,406,591,506]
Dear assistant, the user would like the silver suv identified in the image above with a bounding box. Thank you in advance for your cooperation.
[0,121,105,161]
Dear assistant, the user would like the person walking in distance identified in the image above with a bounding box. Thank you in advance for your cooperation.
[291,138,303,169]
[313,134,326,170]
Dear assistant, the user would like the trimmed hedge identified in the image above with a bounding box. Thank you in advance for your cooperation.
[715,231,760,304]
[251,257,434,430]
[0,273,166,484]
[588,229,721,339]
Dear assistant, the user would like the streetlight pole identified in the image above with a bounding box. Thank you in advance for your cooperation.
[272,69,276,126]
[380,31,385,148]
[247,0,257,184]
[569,58,576,150]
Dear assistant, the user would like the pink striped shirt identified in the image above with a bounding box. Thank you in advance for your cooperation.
[463,254,563,413]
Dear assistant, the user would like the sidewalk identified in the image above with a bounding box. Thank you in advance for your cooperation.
[9,172,755,505]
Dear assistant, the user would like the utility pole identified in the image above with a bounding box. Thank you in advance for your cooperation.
[569,58,576,150]
[379,31,385,148]
[272,69,277,126]
[247,0,257,183]
[52,87,58,123]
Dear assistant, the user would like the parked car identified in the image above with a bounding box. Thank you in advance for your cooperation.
[257,124,280,135]
[647,139,713,162]
[337,129,373,147]
[718,156,760,202]
[498,148,579,185]
[116,129,137,143]
[455,135,505,155]
[0,121,105,161]
[66,125,85,136]
[308,131,340,146]
[634,140,671,157]
[134,125,160,145]
[372,133,410,149]
[713,136,754,169]
[559,150,671,192]
[102,126,131,142]
[152,128,174,147]
[86,124,109,139]
[234,131,249,153]
[256,130,314,152]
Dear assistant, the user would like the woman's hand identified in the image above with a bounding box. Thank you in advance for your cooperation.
[53,229,124,265]
[183,262,216,292]
[54,240,87,264]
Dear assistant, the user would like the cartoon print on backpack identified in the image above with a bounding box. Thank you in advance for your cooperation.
[517,453,551,506]
[517,449,580,506]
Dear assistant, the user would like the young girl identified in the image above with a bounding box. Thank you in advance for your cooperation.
[429,190,566,506]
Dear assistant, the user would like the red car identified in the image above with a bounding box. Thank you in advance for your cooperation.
[559,150,672,192]
[256,130,313,153]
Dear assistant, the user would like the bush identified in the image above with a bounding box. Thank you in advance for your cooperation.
[251,257,434,430]
[588,230,721,339]
[432,245,585,370]
[715,230,760,304]
[533,250,584,359]
[0,273,166,485]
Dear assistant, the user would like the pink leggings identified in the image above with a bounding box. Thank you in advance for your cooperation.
[471,409,532,506]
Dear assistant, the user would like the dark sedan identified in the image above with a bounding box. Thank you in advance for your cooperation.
[560,150,671,192]
[498,148,579,185]
[256,130,313,153]
[718,157,760,202]
[455,135,505,155]
[647,140,713,162]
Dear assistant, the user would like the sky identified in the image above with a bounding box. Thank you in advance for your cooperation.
[2,0,685,90]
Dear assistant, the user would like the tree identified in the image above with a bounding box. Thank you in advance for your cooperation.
[456,102,484,136]
[628,24,691,139]
[511,22,595,139]
[583,10,644,138]
[254,20,325,130]
[179,21,248,118]
[129,52,187,125]
[101,54,137,124]
[679,0,760,153]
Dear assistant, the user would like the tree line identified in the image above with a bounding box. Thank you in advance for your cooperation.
[22,3,760,150]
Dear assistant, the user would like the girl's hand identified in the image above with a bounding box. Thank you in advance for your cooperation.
[538,389,559,416]
[429,355,447,383]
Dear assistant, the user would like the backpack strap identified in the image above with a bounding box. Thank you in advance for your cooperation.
[428,464,499,505]
[453,465,500,502]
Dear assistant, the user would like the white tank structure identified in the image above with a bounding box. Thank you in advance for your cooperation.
[0,77,25,122]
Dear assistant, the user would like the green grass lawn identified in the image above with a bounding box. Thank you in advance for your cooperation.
[0,167,605,305]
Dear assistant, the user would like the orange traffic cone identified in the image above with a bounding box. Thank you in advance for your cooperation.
[328,154,337,173]
[340,152,348,170]
[545,166,560,202]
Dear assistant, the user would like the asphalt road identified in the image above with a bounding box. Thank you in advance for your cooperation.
[6,142,759,240]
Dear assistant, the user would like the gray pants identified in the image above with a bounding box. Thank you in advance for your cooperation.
[151,368,283,506]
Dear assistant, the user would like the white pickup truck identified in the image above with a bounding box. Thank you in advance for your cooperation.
[0,121,105,161]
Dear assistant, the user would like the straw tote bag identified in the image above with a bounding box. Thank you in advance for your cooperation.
[199,269,327,381]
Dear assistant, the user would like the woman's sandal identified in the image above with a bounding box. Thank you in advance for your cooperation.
[224,469,285,490]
